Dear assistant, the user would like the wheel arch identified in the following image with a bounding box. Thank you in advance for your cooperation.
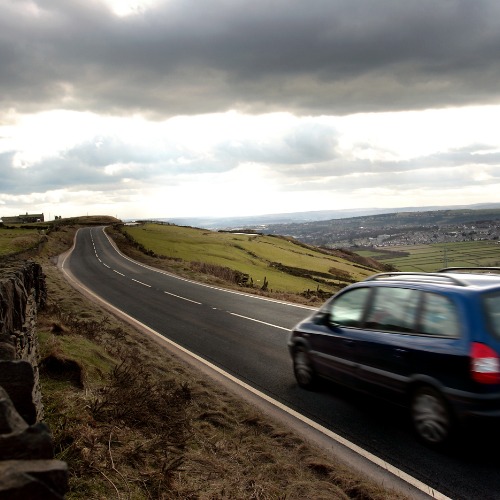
[406,374,449,402]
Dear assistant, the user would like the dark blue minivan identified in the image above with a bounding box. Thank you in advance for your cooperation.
[288,268,500,446]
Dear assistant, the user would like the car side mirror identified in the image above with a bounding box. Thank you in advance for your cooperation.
[328,317,342,329]
[313,311,329,325]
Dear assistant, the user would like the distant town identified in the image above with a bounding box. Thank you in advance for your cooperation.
[257,208,500,249]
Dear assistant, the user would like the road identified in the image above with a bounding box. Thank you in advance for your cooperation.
[62,227,500,500]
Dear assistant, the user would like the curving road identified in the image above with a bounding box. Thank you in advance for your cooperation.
[62,227,500,500]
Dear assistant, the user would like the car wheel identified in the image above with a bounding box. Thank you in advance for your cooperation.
[411,386,453,446]
[293,346,316,389]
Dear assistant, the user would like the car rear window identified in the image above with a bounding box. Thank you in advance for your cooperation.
[483,292,500,338]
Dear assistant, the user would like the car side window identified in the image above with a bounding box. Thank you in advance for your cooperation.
[328,288,371,327]
[364,287,420,333]
[420,292,460,337]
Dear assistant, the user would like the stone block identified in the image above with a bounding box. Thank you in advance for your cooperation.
[0,386,28,434]
[0,459,68,499]
[0,360,36,425]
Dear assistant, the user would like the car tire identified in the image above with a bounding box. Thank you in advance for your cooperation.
[293,346,317,389]
[411,386,453,447]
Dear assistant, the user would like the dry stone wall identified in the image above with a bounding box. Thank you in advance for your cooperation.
[0,260,68,499]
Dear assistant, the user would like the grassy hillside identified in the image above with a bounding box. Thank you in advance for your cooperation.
[120,223,386,298]
[357,240,500,272]
[0,215,121,258]
[0,226,41,256]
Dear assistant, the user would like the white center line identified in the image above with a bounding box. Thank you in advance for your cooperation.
[113,270,125,276]
[164,291,202,304]
[132,279,152,287]
[230,312,290,331]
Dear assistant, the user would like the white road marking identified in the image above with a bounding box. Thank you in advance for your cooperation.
[230,312,290,331]
[164,291,202,304]
[113,270,125,276]
[132,278,151,287]
[103,263,110,268]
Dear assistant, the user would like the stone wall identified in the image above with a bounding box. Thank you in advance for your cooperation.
[0,260,68,499]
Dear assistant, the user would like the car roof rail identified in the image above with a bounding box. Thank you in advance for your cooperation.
[438,267,500,275]
[365,272,468,286]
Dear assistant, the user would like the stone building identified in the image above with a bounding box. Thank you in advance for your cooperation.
[1,213,45,224]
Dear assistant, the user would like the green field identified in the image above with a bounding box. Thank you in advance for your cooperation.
[0,216,121,258]
[356,241,500,272]
[0,227,41,256]
[122,223,380,293]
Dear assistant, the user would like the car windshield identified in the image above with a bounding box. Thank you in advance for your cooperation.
[483,291,500,338]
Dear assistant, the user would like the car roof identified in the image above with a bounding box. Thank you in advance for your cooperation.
[364,268,500,292]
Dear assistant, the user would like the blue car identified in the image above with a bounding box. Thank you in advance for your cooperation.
[288,268,500,446]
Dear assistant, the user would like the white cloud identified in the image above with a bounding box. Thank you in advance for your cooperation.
[337,106,500,160]
[2,105,500,219]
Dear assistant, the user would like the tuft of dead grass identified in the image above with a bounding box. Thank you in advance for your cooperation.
[40,354,85,388]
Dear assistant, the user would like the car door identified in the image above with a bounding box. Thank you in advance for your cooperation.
[308,286,373,385]
[352,286,422,398]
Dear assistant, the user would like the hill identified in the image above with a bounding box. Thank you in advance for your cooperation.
[116,222,390,303]
[141,202,500,230]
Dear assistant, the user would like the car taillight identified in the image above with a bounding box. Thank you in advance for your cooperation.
[471,342,500,384]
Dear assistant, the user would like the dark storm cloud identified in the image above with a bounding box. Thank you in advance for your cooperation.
[2,0,500,118]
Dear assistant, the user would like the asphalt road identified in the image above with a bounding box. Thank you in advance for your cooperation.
[63,227,500,500]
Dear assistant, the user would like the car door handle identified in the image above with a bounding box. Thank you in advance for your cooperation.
[394,348,407,358]
[343,339,355,348]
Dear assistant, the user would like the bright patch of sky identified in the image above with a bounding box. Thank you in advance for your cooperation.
[103,0,164,17]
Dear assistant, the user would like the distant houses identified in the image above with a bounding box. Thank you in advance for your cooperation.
[1,212,45,224]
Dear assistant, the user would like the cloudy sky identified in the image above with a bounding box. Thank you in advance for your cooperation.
[1,0,500,221]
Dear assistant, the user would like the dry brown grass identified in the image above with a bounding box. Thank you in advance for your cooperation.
[24,221,409,499]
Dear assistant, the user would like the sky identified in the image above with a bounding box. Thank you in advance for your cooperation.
[1,0,500,221]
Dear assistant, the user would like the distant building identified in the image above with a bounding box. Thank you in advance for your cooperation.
[1,212,45,223]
